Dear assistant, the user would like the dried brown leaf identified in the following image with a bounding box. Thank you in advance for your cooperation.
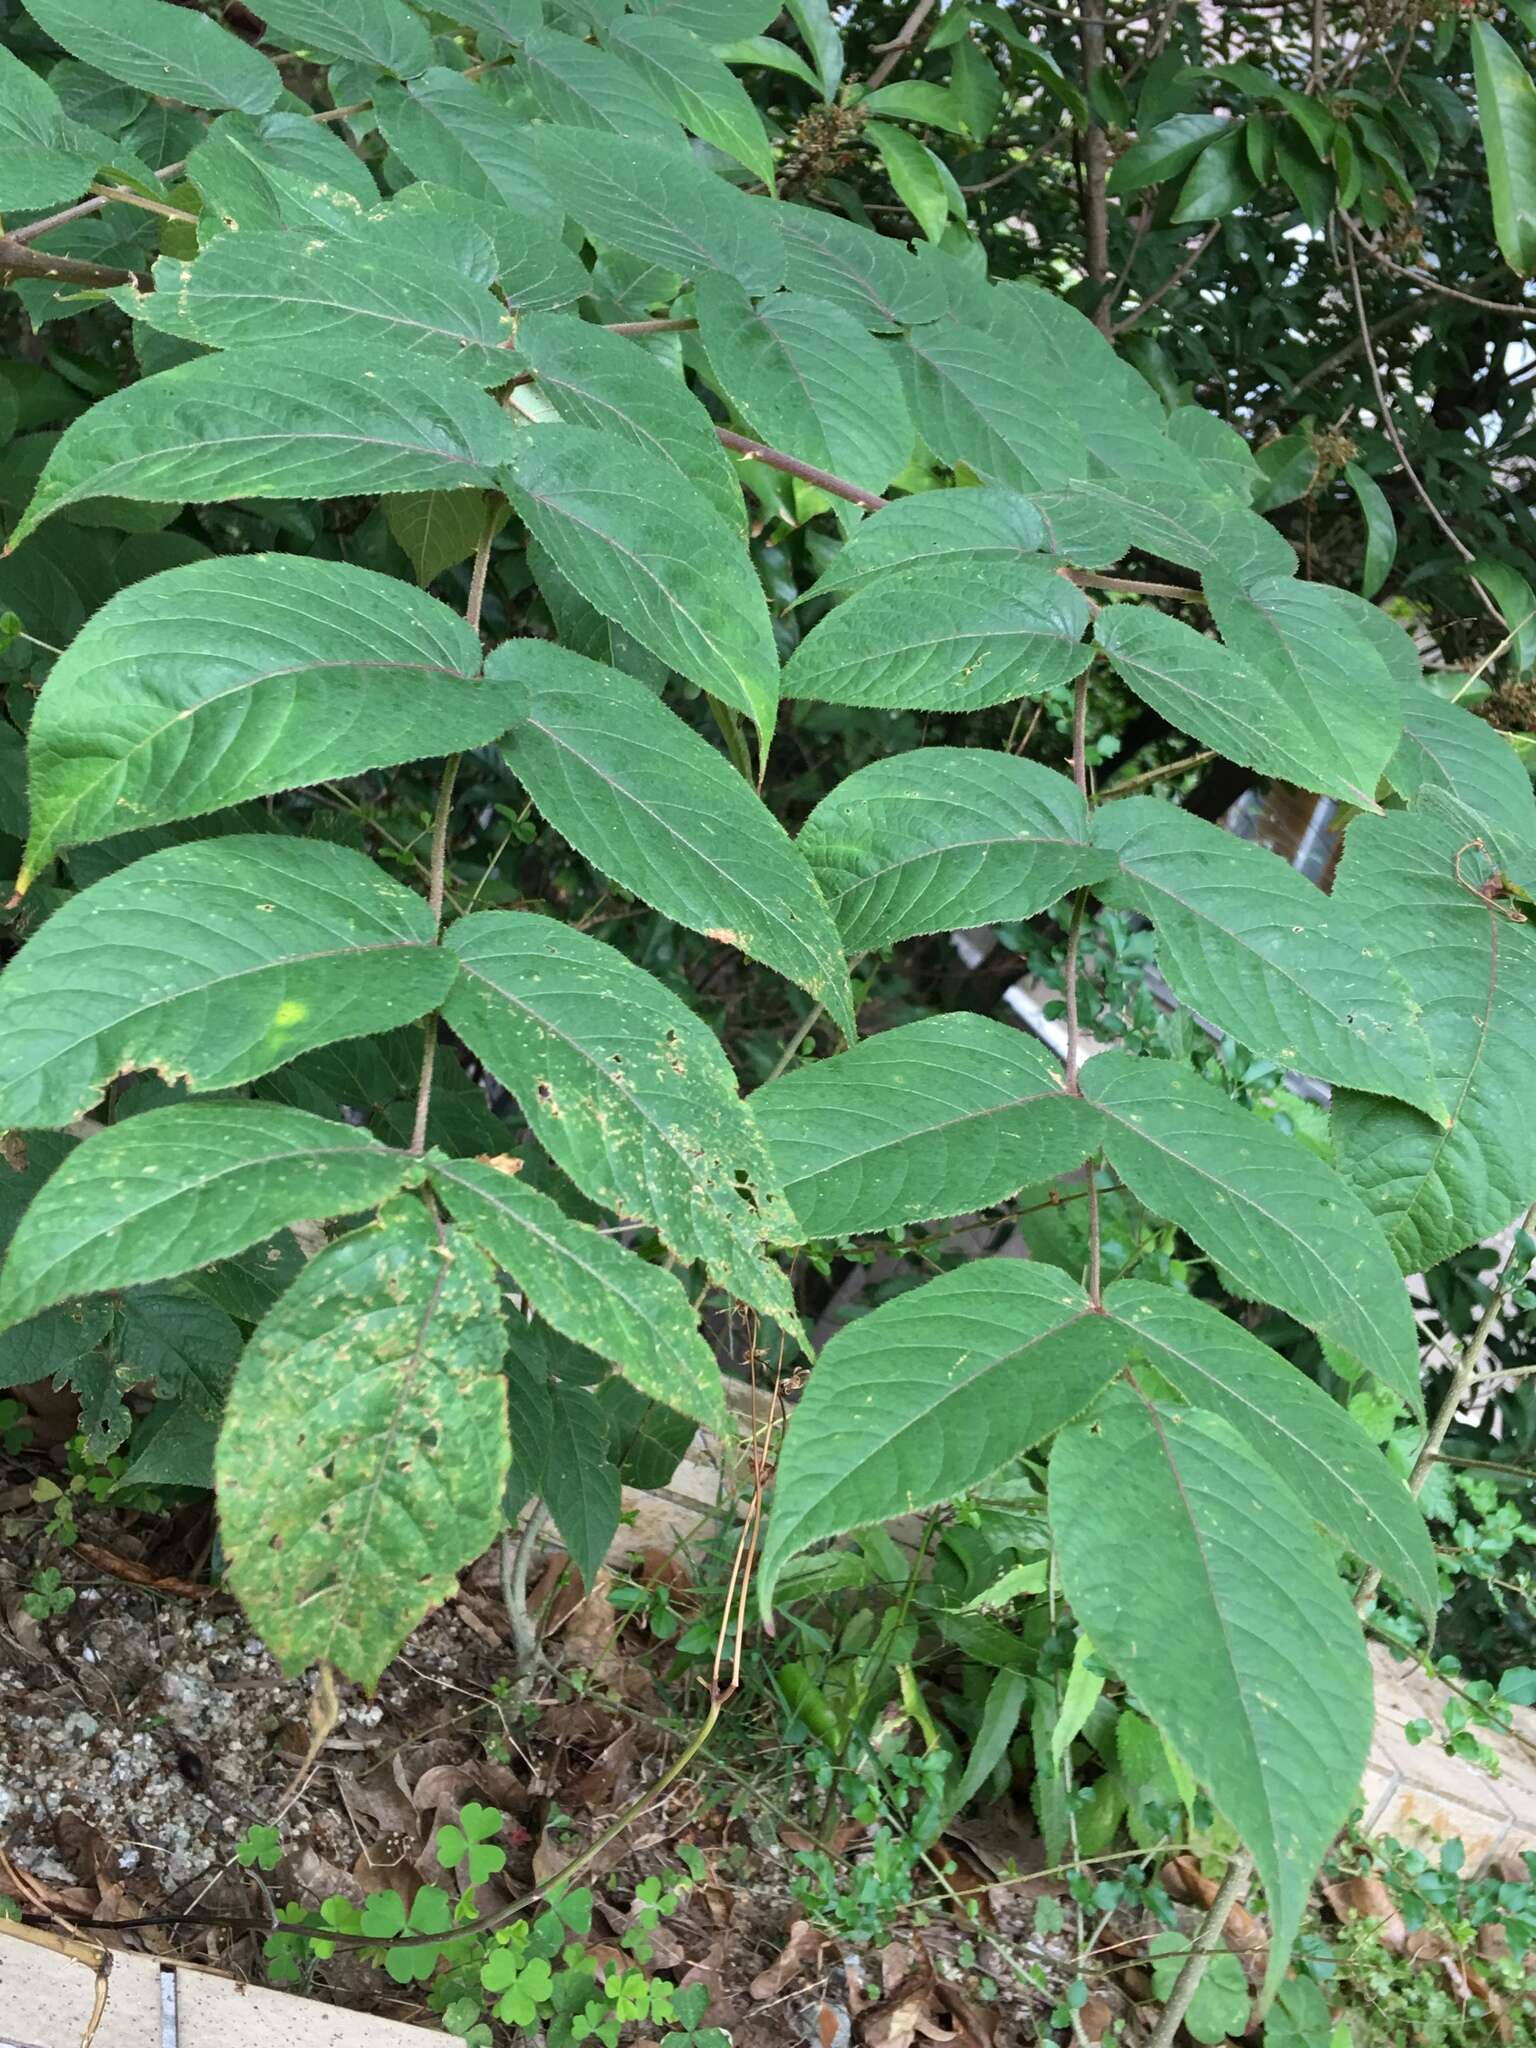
[749,1917,821,2001]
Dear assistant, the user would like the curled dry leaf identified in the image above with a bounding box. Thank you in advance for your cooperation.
[749,1916,821,2001]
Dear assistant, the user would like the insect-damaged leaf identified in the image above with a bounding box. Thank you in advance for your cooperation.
[218,1200,510,1685]
[442,912,800,1333]
[0,836,456,1129]
[0,1105,416,1332]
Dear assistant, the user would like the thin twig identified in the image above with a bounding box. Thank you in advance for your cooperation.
[1338,212,1534,319]
[1099,749,1217,798]
[866,0,938,91]
[1111,222,1220,336]
[501,1504,551,1679]
[1144,1851,1255,2048]
[0,234,147,290]
[1079,0,1112,334]
[88,183,198,225]
[716,427,889,511]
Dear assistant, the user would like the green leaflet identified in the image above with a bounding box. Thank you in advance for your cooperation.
[503,423,779,745]
[525,127,785,293]
[752,1014,1097,1237]
[694,277,914,497]
[0,44,104,210]
[381,188,591,315]
[632,0,782,40]
[799,747,1109,952]
[385,490,500,586]
[217,1201,509,1685]
[23,0,282,114]
[1051,1386,1374,2000]
[1092,797,1443,1114]
[1071,473,1294,584]
[442,912,801,1332]
[430,1154,725,1429]
[1102,1282,1437,1620]
[899,318,1088,492]
[1094,594,1390,811]
[126,225,517,383]
[867,122,950,244]
[1107,113,1229,194]
[1345,461,1397,599]
[517,1369,623,1585]
[1387,682,1536,868]
[18,556,500,880]
[0,836,456,1129]
[373,69,566,241]
[775,205,945,330]
[514,313,744,534]
[605,14,776,186]
[492,641,854,1033]
[1471,20,1536,276]
[797,485,1049,604]
[117,1290,241,1418]
[1331,809,1536,1271]
[255,0,434,74]
[516,26,680,142]
[1079,1050,1422,1411]
[758,1259,1134,1610]
[7,345,520,551]
[0,1105,416,1331]
[782,561,1092,712]
[186,110,382,234]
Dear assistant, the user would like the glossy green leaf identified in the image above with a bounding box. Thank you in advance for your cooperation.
[1103,1283,1437,1620]
[374,69,565,240]
[1107,113,1228,195]
[1469,554,1536,676]
[23,0,282,113]
[442,912,800,1330]
[900,318,1087,493]
[1171,126,1255,221]
[868,121,949,244]
[1093,797,1442,1114]
[431,1154,724,1428]
[517,26,679,141]
[632,0,783,42]
[526,127,784,292]
[1472,20,1536,276]
[0,44,102,209]
[218,1200,509,1685]
[0,836,455,1129]
[799,747,1107,951]
[492,640,853,1032]
[186,109,381,233]
[798,485,1048,605]
[502,422,779,744]
[1344,461,1397,599]
[0,1105,415,1332]
[759,1260,1134,1610]
[514,313,744,534]
[1094,592,1393,812]
[256,0,433,74]
[8,345,520,551]
[1331,809,1536,1271]
[776,205,944,330]
[1080,1050,1421,1410]
[752,1014,1097,1237]
[19,556,501,879]
[782,561,1092,712]
[607,14,775,185]
[695,276,913,497]
[127,226,516,382]
[1052,1383,1373,1998]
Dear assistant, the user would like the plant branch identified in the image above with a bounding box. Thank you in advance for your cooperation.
[715,427,890,511]
[1099,748,1217,798]
[0,234,148,290]
[1111,222,1220,336]
[500,1502,551,1679]
[1079,0,1112,334]
[89,183,198,225]
[408,508,498,1156]
[1338,211,1535,319]
[1144,1851,1255,2048]
[604,315,699,337]
[866,0,938,91]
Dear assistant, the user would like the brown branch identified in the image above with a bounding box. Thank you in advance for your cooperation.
[866,0,938,91]
[603,316,699,337]
[1079,0,1112,334]
[1339,211,1535,320]
[1064,567,1204,602]
[715,428,890,511]
[0,234,148,290]
[1111,222,1220,336]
